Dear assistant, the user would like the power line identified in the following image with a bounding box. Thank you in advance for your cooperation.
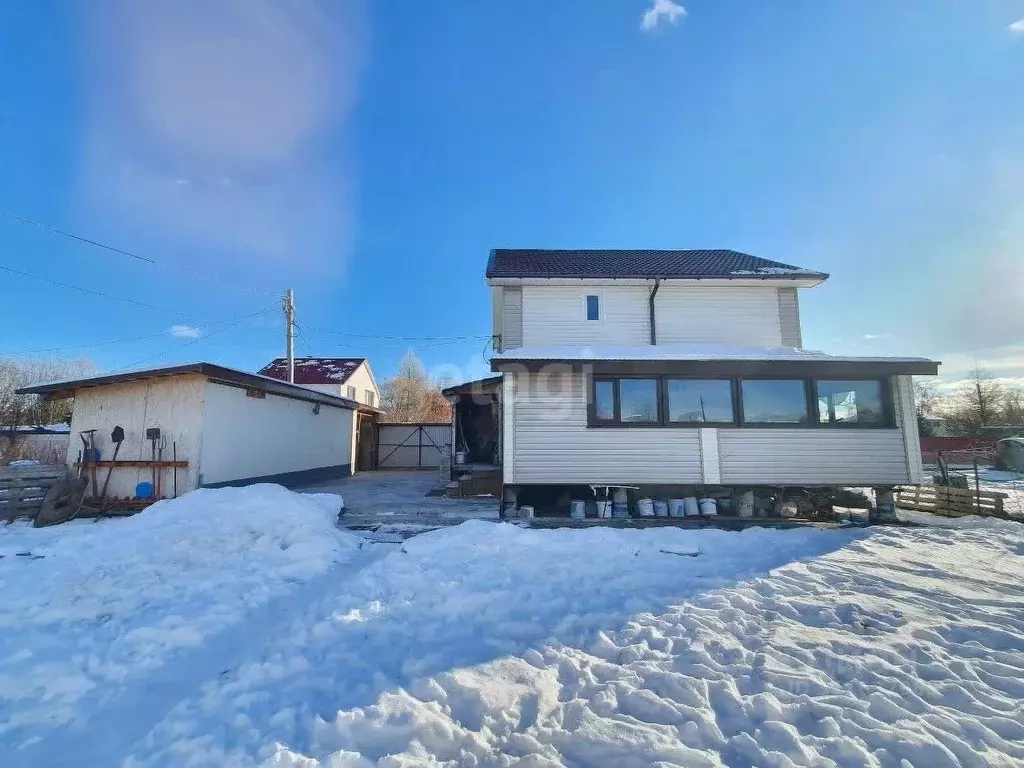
[301,324,488,342]
[115,305,277,372]
[2,330,174,356]
[0,263,198,318]
[0,209,278,297]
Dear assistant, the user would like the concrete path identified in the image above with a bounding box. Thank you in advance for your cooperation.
[299,470,499,541]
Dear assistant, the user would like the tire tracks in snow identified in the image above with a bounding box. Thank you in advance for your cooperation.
[6,546,389,768]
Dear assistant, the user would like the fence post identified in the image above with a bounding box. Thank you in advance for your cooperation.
[418,427,424,469]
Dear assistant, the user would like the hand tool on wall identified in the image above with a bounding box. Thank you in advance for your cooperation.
[156,435,167,499]
[98,425,125,510]
[172,441,178,498]
[145,428,161,500]
[79,429,99,498]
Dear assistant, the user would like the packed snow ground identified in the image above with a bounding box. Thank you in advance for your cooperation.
[0,485,360,758]
[2,486,1024,767]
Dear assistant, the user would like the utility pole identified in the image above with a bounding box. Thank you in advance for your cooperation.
[283,289,295,383]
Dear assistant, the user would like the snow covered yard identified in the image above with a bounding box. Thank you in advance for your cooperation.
[2,481,1023,768]
[120,518,1024,768]
[0,485,361,759]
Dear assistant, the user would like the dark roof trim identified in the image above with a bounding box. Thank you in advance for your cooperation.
[16,363,378,412]
[486,249,829,281]
[492,359,940,377]
[441,375,503,397]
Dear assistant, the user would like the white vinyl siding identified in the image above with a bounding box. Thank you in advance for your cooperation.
[716,380,909,487]
[519,284,785,347]
[510,373,702,484]
[502,287,524,349]
[655,286,783,346]
[895,375,924,484]
[522,285,649,346]
[777,288,802,348]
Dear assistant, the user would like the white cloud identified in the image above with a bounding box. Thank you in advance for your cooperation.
[863,333,893,341]
[1010,18,1024,34]
[170,325,202,339]
[641,0,686,32]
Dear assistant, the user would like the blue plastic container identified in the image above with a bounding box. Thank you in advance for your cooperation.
[85,448,101,462]
[135,482,154,500]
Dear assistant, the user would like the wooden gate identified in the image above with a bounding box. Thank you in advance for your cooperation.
[376,423,450,469]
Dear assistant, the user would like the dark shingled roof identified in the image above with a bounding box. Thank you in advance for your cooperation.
[259,357,365,386]
[486,249,828,281]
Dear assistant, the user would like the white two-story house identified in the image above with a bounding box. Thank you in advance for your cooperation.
[484,248,939,496]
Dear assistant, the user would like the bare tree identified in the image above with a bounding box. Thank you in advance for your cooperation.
[945,366,1005,434]
[0,357,97,429]
[380,350,453,423]
[913,378,939,436]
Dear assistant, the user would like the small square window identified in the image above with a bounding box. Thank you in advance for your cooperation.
[365,390,376,407]
[346,385,356,400]
[586,294,600,321]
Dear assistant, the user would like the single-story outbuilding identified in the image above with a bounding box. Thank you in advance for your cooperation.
[17,362,378,500]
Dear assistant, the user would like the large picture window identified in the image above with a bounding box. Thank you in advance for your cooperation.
[667,379,734,423]
[816,380,885,425]
[740,379,809,424]
[588,375,892,428]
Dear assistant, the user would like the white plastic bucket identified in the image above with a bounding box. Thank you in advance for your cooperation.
[519,505,534,519]
[595,500,612,519]
[653,500,669,517]
[699,498,717,516]
[570,500,586,519]
[668,499,687,518]
[683,497,700,517]
[636,498,655,517]
[455,451,467,465]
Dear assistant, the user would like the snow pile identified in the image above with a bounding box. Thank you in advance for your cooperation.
[0,485,357,745]
[125,518,1024,767]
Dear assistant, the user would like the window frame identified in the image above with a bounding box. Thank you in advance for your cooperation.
[663,377,738,427]
[346,385,357,400]
[587,375,896,429]
[813,378,892,428]
[583,293,602,322]
[364,390,376,407]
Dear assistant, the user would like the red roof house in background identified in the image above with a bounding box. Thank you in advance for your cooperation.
[259,357,380,407]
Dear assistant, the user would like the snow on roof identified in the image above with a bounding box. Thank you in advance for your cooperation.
[493,344,938,365]
[258,357,365,385]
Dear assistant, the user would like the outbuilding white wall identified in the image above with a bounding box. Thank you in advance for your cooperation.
[517,284,786,348]
[66,375,207,499]
[199,381,353,486]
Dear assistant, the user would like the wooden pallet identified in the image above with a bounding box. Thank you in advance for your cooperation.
[0,464,66,522]
[895,484,1008,518]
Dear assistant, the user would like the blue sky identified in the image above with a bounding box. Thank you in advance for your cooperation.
[1,1,1023,387]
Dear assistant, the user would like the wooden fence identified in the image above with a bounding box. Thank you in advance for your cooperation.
[0,464,66,522]
[895,484,1009,518]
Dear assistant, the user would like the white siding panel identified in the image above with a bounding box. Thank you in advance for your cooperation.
[699,428,721,484]
[503,287,524,349]
[66,375,207,498]
[895,375,924,484]
[512,373,702,484]
[777,288,803,348]
[656,286,783,346]
[521,285,649,347]
[200,382,353,485]
[718,429,910,485]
